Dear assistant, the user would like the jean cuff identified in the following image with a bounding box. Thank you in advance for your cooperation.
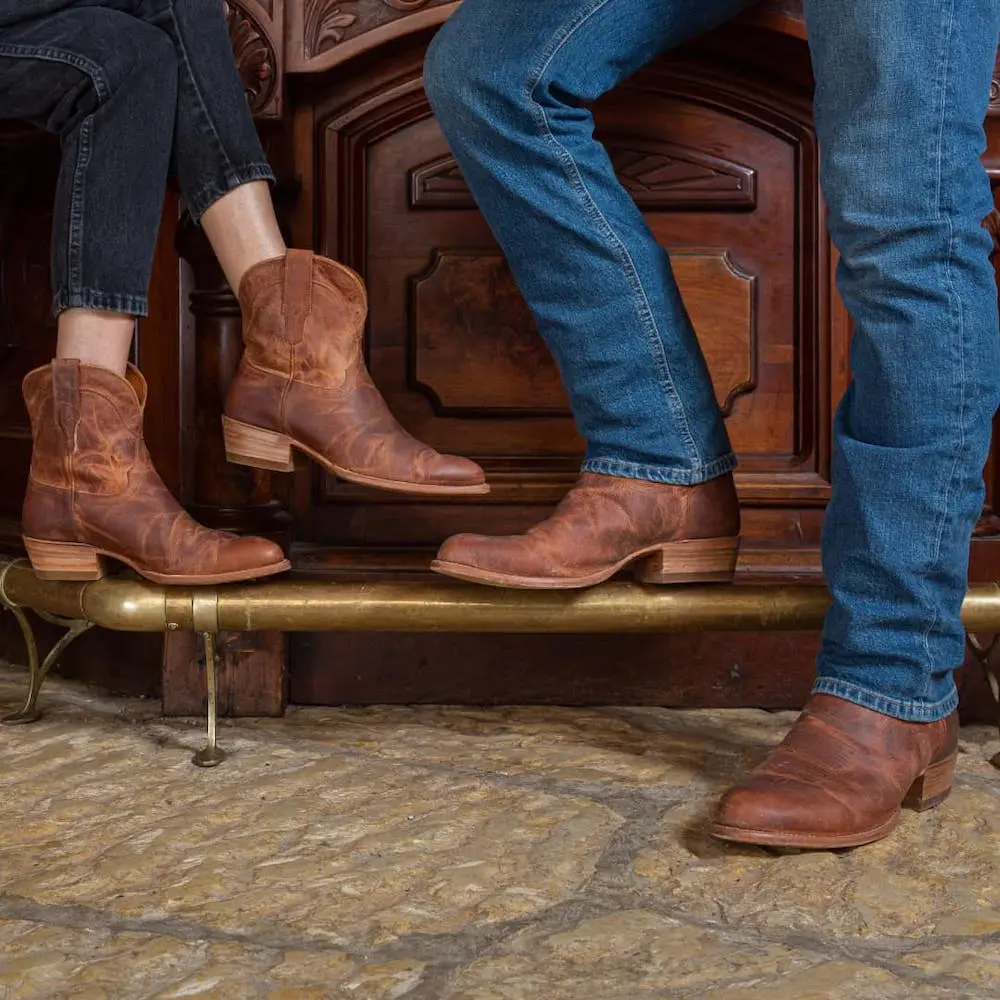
[811,676,958,723]
[581,453,737,486]
[53,288,148,318]
[185,162,277,222]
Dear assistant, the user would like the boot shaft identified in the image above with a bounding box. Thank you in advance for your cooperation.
[236,250,368,387]
[22,360,147,497]
[225,250,488,494]
[19,360,289,582]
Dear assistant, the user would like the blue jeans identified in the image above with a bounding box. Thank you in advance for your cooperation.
[0,0,274,316]
[425,0,1000,721]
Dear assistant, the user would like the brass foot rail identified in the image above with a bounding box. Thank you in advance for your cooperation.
[2,559,999,766]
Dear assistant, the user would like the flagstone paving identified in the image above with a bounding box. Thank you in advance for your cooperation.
[2,665,999,999]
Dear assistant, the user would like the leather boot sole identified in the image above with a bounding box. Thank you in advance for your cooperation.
[23,536,291,586]
[222,416,490,497]
[430,536,740,590]
[710,752,957,849]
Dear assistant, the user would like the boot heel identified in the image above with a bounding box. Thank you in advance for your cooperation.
[903,754,956,812]
[23,537,105,581]
[634,536,740,585]
[222,416,294,473]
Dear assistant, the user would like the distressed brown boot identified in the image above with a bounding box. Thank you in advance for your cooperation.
[711,694,959,850]
[432,471,740,589]
[222,250,488,496]
[21,360,289,585]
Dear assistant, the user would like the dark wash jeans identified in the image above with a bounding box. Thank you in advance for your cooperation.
[426,0,1000,721]
[0,0,274,316]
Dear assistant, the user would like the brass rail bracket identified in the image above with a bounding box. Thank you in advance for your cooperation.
[191,631,226,768]
[966,632,1000,769]
[0,560,224,765]
[0,561,95,725]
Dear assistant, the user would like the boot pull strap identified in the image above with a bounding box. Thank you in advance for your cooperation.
[282,249,313,345]
[51,358,80,445]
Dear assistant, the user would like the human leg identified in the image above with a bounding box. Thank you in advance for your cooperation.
[56,312,135,375]
[714,0,1000,847]
[0,6,176,339]
[200,181,285,294]
[0,7,288,582]
[423,0,748,586]
[126,0,486,494]
[125,0,283,289]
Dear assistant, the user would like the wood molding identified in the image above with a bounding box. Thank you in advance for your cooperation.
[285,0,809,75]
[224,0,284,119]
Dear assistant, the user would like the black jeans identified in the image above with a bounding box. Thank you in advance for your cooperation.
[0,0,274,316]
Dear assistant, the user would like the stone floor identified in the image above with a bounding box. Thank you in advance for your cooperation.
[2,666,1000,999]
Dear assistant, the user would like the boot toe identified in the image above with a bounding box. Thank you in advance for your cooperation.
[433,533,520,575]
[712,780,797,836]
[424,454,487,488]
[218,535,289,578]
[711,775,862,847]
[435,533,490,569]
[433,533,559,585]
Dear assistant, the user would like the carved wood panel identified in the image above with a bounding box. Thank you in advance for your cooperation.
[409,247,755,418]
[671,250,756,417]
[285,0,814,74]
[289,0,454,71]
[412,142,758,213]
[302,0,454,59]
[223,0,283,119]
[283,0,1000,126]
[410,250,568,416]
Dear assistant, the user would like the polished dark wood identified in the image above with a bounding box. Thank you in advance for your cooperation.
[164,207,293,715]
[291,630,822,709]
[2,1,1000,716]
[162,629,287,717]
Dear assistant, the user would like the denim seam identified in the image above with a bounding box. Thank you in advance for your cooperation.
[53,289,148,318]
[185,163,276,221]
[582,454,736,486]
[522,2,704,469]
[811,677,958,723]
[167,5,238,182]
[917,0,963,672]
[66,114,93,297]
[0,45,109,101]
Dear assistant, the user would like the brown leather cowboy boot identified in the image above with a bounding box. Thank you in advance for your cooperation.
[711,694,959,849]
[21,360,289,585]
[222,250,488,496]
[432,471,740,588]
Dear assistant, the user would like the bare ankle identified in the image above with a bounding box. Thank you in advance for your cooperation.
[56,308,135,375]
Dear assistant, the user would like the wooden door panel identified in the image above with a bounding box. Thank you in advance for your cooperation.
[411,249,569,416]
[319,54,826,535]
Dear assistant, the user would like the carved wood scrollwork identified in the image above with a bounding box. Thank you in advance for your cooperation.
[410,143,757,213]
[303,0,448,60]
[292,0,817,72]
[304,0,358,55]
[222,0,281,118]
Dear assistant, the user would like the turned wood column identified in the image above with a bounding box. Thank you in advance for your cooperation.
[156,0,292,717]
[162,218,292,718]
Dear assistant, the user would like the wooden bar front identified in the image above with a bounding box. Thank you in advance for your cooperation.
[1,0,999,714]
